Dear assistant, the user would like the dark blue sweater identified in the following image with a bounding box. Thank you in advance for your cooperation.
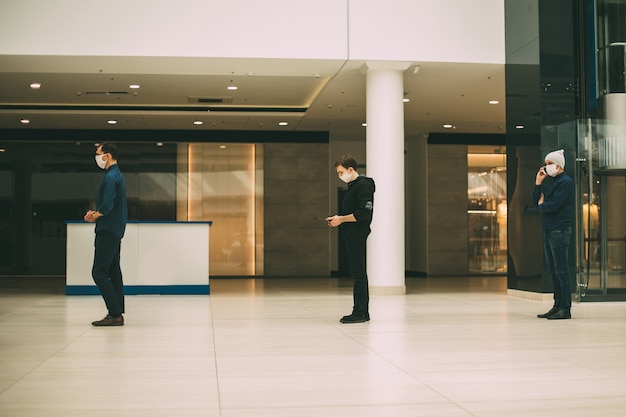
[95,164,128,239]
[532,172,574,231]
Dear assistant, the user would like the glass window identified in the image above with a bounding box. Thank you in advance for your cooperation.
[182,143,261,276]
[468,146,507,274]
[0,141,263,277]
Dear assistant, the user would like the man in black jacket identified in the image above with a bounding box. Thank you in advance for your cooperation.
[327,155,375,323]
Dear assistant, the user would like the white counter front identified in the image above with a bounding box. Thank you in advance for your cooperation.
[66,221,211,295]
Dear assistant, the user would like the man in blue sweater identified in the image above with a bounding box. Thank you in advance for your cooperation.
[533,149,574,320]
[84,142,128,326]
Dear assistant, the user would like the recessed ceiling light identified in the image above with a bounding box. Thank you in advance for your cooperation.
[362,123,367,127]
[489,100,500,104]
[219,145,227,149]
[107,120,117,125]
[20,119,30,124]
[227,85,238,91]
[0,149,5,153]
[403,98,410,103]
[515,124,525,129]
[129,84,141,89]
[193,121,203,125]
[443,124,453,129]
[30,83,41,89]
[278,122,288,126]
[156,142,164,147]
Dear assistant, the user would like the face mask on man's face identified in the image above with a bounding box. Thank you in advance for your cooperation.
[95,154,107,170]
[340,170,353,183]
[546,164,559,177]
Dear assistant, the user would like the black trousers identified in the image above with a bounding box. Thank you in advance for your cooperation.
[92,231,125,316]
[344,237,369,315]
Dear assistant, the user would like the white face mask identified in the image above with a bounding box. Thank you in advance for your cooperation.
[545,164,559,177]
[340,170,353,183]
[95,154,107,170]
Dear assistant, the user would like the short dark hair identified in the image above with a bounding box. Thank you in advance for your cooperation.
[100,142,119,160]
[334,154,358,170]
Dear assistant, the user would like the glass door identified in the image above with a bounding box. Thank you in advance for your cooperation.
[577,120,626,301]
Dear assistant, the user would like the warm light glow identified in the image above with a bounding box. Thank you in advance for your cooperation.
[403,98,410,103]
[362,123,367,127]
[515,125,525,129]
[227,85,238,91]
[194,121,203,125]
[107,120,117,125]
[30,83,41,89]
[129,84,140,89]
[443,124,453,128]
[278,122,288,126]
[489,100,500,104]
[20,119,30,124]
[187,144,257,276]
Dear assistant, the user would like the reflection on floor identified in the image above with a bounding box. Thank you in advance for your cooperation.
[2,276,626,417]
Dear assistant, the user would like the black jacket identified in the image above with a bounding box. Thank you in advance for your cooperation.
[340,175,375,239]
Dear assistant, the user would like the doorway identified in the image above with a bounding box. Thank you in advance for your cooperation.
[468,146,507,274]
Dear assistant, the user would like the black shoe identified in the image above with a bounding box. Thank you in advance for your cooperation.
[92,314,124,326]
[340,313,370,324]
[537,307,558,318]
[546,309,571,320]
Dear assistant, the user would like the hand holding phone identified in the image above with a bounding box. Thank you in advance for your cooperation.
[536,166,547,185]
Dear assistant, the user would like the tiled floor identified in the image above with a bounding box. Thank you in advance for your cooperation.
[2,276,626,417]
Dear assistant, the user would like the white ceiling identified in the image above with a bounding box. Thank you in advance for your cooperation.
[0,55,506,141]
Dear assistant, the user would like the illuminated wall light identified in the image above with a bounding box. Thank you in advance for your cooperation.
[29,83,41,89]
[20,119,30,124]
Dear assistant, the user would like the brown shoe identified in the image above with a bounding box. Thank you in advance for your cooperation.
[91,314,124,326]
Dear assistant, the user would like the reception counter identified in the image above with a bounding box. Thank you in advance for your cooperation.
[66,221,212,295]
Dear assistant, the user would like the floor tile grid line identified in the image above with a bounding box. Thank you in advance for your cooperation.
[209,289,463,412]
[313,291,623,412]
[325,308,488,414]
[269,289,476,411]
[0,322,92,397]
[207,296,225,417]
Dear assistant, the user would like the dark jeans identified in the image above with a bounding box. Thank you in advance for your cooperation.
[92,231,125,316]
[543,227,572,310]
[344,238,369,316]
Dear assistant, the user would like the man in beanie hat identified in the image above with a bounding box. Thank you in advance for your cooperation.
[533,149,575,319]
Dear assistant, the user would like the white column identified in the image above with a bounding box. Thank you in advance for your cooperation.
[364,61,411,295]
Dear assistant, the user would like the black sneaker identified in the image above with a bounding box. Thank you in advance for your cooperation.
[340,313,370,324]
[546,309,571,320]
[537,307,558,318]
[92,314,124,326]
